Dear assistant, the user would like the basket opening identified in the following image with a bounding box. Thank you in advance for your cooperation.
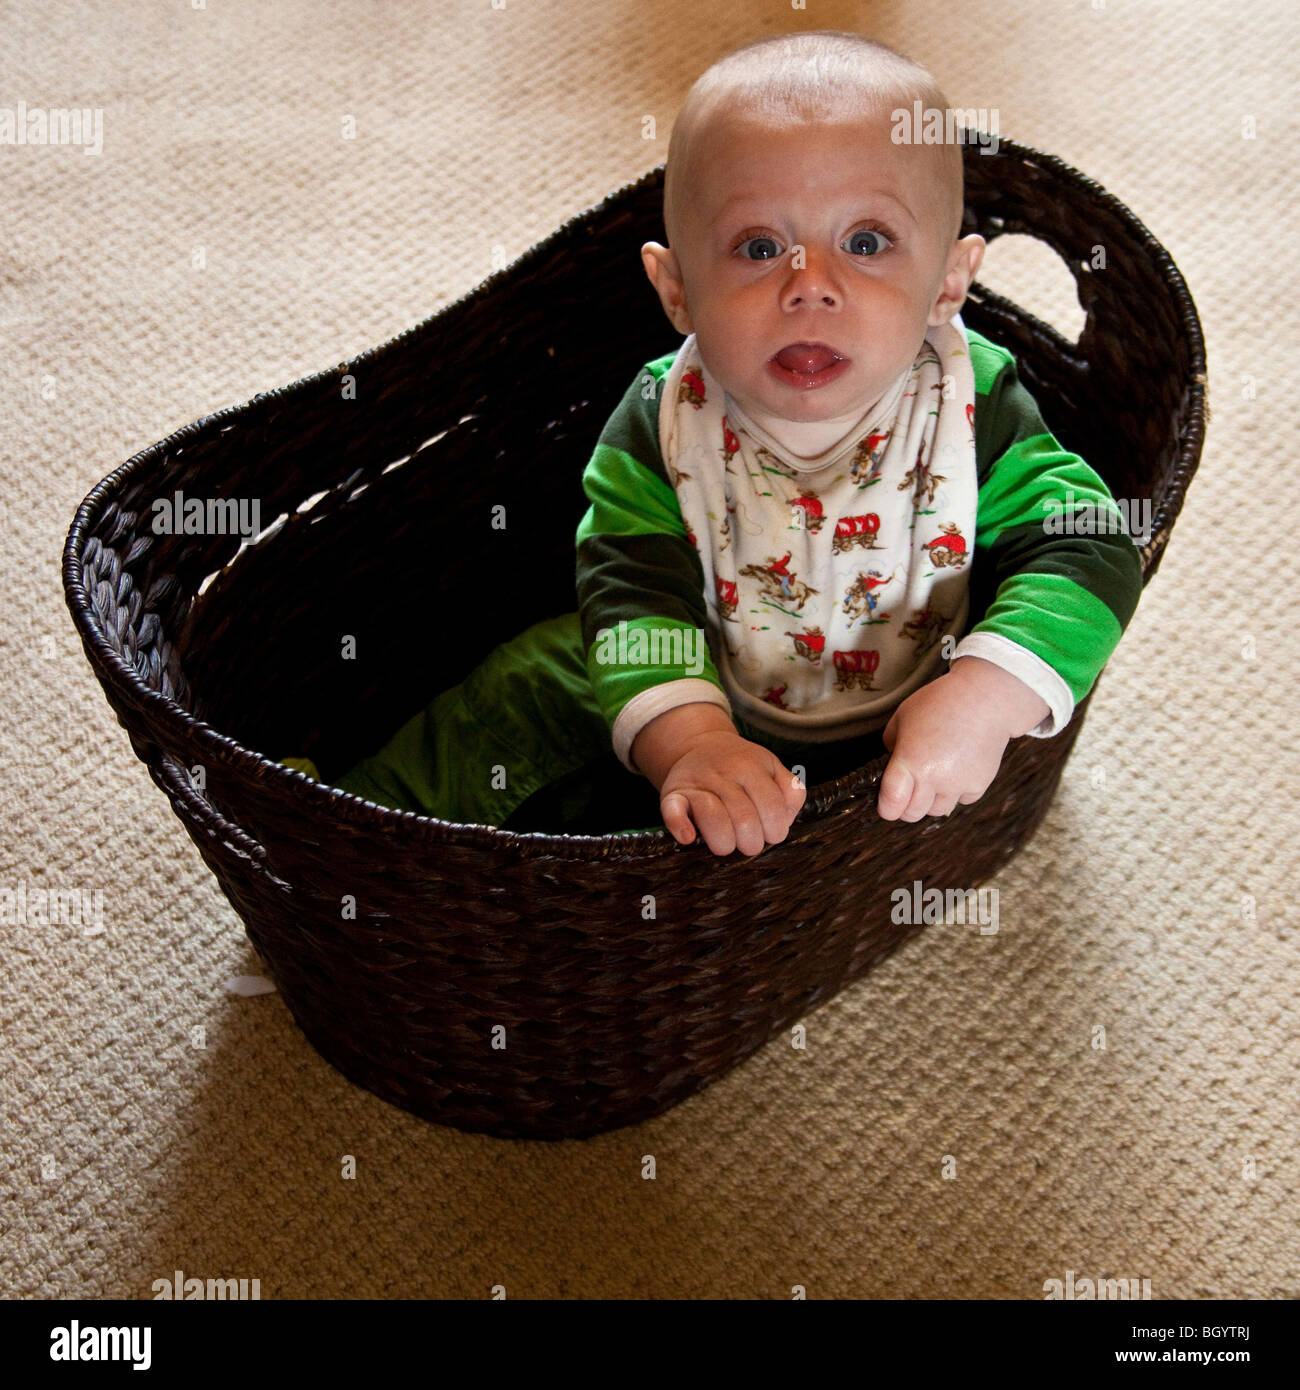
[154,149,1199,824]
[976,233,1086,346]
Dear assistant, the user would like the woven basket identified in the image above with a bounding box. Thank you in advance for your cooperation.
[63,138,1205,1140]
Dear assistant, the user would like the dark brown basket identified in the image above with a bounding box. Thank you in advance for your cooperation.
[63,139,1206,1140]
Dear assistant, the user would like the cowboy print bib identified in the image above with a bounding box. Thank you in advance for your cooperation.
[657,315,979,742]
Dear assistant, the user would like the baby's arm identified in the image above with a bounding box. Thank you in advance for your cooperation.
[576,356,806,854]
[876,337,1145,821]
[631,703,806,856]
[876,657,1049,821]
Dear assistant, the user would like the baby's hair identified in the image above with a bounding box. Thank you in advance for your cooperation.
[663,29,965,252]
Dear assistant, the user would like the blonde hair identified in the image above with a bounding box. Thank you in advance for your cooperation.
[663,30,964,251]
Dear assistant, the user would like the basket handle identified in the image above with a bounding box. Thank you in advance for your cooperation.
[151,747,269,866]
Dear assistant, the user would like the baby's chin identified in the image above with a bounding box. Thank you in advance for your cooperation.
[726,366,889,425]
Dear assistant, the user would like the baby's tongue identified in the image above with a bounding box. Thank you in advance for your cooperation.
[775,343,839,374]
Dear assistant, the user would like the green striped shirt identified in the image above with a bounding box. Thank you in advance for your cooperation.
[575,327,1143,739]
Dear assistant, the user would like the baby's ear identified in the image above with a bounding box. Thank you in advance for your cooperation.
[928,233,986,326]
[641,242,693,335]
[957,232,986,285]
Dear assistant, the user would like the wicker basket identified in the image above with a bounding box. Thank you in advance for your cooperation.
[63,138,1205,1140]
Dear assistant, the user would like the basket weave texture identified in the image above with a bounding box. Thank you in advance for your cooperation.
[63,139,1206,1140]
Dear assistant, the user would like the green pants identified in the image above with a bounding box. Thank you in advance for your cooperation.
[281,611,887,836]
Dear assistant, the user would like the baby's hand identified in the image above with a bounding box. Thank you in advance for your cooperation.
[659,731,807,856]
[877,658,1051,821]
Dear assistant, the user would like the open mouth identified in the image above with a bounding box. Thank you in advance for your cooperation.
[772,342,844,374]
[768,341,850,389]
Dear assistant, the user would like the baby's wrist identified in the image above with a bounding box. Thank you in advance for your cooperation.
[947,655,1051,738]
[630,702,738,788]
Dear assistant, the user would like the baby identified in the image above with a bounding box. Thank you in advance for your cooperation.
[575,30,1142,855]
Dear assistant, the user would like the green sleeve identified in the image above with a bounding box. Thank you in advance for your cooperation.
[967,330,1145,705]
[574,352,728,729]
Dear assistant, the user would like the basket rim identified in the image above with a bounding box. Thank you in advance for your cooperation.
[62,135,1206,861]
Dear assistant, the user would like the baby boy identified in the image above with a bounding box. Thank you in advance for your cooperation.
[575,30,1143,855]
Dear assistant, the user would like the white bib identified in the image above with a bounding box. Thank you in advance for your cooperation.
[658,316,979,742]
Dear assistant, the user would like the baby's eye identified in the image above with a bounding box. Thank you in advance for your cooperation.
[736,234,783,261]
[844,228,892,256]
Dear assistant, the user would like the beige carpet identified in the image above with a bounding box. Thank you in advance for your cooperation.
[2,0,1296,1300]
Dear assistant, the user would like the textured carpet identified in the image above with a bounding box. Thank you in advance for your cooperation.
[2,0,1296,1300]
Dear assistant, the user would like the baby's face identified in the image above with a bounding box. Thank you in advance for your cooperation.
[645,108,983,425]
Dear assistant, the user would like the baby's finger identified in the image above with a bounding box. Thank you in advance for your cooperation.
[688,789,740,857]
[781,760,810,814]
[660,791,697,845]
[927,791,960,818]
[876,758,914,821]
[897,778,934,821]
[710,785,767,856]
[741,767,800,846]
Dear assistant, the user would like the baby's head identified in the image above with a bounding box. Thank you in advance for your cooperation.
[643,30,986,427]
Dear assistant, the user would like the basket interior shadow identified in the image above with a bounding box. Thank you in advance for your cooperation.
[64,141,1205,1140]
